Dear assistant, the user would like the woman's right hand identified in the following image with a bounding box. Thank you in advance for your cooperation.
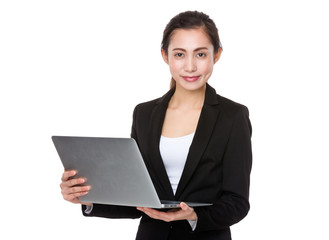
[60,170,92,206]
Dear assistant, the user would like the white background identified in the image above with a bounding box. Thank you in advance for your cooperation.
[1,0,328,239]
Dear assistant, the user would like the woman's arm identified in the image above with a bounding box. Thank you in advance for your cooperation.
[82,204,142,219]
[194,106,252,232]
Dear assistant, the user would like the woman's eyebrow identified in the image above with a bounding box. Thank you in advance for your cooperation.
[172,47,209,52]
[194,47,209,52]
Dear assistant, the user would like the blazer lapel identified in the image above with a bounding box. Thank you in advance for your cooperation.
[147,88,176,199]
[175,84,220,199]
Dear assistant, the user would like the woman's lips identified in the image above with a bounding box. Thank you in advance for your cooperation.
[182,76,200,82]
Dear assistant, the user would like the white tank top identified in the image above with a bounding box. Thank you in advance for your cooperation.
[159,132,195,194]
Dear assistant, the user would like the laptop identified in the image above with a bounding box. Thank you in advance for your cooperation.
[52,136,212,209]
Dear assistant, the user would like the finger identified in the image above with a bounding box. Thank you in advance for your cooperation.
[63,185,91,195]
[64,190,89,202]
[179,202,196,220]
[138,208,173,222]
[154,206,193,221]
[166,203,188,214]
[138,205,196,222]
[139,209,162,220]
[60,177,86,192]
[61,170,77,182]
[64,177,86,188]
[179,202,190,210]
[81,202,93,207]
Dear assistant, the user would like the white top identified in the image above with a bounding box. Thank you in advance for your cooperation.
[159,132,195,194]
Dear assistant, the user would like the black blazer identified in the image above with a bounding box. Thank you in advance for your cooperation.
[83,84,252,240]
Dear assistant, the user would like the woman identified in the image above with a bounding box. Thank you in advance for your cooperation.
[60,11,252,240]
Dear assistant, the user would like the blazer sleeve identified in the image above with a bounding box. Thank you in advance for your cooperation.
[81,106,142,220]
[194,106,252,232]
[82,204,142,219]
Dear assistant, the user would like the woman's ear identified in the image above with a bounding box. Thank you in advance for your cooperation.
[214,48,222,64]
[161,49,169,64]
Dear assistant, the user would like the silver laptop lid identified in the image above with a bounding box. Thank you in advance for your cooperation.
[52,136,163,208]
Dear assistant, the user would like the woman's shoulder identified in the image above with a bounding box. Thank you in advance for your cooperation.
[134,97,161,111]
[206,84,249,117]
[216,94,250,118]
[132,97,164,118]
[133,88,174,113]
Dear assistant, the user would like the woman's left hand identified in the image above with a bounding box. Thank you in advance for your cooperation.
[137,202,197,222]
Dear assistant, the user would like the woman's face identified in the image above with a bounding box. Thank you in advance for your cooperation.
[162,28,221,92]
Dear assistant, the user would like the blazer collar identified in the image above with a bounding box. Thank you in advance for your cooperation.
[148,83,220,199]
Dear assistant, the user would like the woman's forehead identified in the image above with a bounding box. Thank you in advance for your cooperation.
[168,28,213,51]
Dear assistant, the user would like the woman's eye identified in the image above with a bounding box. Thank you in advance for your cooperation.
[175,53,184,57]
[197,53,206,57]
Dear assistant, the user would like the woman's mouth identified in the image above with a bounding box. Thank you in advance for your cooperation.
[182,76,200,82]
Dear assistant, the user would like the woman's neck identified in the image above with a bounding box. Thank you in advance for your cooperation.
[169,84,206,110]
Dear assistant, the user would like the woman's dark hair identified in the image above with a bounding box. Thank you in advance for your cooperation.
[161,11,222,89]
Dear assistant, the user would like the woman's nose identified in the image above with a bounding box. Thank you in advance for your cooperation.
[184,57,197,72]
